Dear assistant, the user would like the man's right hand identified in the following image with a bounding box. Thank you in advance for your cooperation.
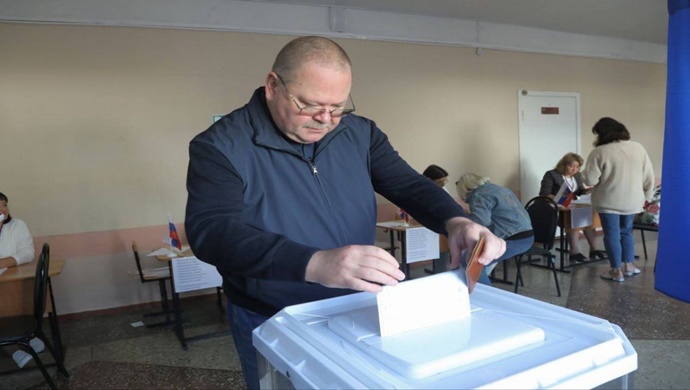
[305,245,406,293]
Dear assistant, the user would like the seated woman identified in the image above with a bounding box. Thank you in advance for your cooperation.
[422,164,450,193]
[0,192,35,269]
[0,192,44,368]
[456,174,534,285]
[422,165,451,271]
[540,153,606,263]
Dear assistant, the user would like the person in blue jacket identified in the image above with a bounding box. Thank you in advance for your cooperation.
[185,36,505,389]
[456,173,535,285]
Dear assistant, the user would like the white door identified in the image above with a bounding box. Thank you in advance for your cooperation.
[518,90,581,204]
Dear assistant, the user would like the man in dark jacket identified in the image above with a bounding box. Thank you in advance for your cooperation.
[185,35,505,389]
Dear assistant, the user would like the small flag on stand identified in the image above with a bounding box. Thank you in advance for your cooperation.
[168,215,182,251]
[399,209,410,225]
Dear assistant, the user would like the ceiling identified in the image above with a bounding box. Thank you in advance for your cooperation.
[256,0,668,44]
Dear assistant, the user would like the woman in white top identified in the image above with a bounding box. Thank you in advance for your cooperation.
[0,192,35,269]
[0,192,43,368]
[581,118,655,282]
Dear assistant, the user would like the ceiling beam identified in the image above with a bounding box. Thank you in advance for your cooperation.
[0,0,666,63]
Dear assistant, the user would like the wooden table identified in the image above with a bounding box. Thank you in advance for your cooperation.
[376,221,419,278]
[376,222,443,279]
[0,259,65,317]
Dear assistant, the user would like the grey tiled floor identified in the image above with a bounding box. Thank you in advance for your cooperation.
[0,296,243,389]
[3,229,689,389]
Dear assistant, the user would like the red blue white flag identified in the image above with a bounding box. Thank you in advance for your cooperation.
[399,209,410,224]
[168,215,182,250]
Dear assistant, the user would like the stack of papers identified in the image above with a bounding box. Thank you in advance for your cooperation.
[147,245,191,257]
[570,193,592,205]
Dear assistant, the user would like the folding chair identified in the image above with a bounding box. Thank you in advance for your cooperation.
[514,196,561,297]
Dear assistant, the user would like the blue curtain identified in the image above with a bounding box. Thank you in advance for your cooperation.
[655,0,690,302]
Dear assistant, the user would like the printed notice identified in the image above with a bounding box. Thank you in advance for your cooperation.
[570,206,593,229]
[405,227,439,263]
[171,256,222,293]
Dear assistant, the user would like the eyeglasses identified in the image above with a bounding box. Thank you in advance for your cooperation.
[275,73,355,118]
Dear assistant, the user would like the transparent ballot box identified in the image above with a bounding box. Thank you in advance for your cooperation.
[253,271,636,389]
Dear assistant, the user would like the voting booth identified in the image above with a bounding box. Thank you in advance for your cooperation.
[252,270,636,389]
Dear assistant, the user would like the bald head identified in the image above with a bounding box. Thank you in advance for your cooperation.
[272,36,352,82]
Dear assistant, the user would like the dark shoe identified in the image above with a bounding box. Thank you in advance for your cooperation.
[589,250,607,259]
[601,268,625,282]
[570,253,588,263]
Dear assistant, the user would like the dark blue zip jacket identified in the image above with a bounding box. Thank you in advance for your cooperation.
[185,87,465,317]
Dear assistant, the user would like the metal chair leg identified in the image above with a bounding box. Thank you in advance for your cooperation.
[160,279,171,323]
[19,342,59,390]
[39,329,69,377]
[514,255,524,293]
[549,254,561,297]
[641,229,648,260]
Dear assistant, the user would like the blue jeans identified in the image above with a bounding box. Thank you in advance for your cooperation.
[599,213,635,269]
[478,235,535,285]
[226,301,269,390]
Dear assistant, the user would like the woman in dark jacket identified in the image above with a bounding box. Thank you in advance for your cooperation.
[540,152,606,263]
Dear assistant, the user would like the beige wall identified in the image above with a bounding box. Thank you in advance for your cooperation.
[0,23,666,313]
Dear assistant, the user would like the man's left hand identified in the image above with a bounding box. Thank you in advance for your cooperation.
[445,217,506,268]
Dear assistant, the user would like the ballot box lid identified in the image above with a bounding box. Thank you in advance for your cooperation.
[253,275,636,389]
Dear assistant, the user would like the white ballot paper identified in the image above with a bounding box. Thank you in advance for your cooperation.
[171,256,222,293]
[147,245,191,258]
[376,221,408,228]
[376,270,471,337]
[570,193,592,205]
[405,227,439,263]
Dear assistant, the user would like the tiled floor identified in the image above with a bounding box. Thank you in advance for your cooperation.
[2,229,689,389]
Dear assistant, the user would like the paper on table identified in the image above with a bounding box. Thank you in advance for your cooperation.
[405,227,440,263]
[376,270,471,337]
[377,221,409,228]
[0,267,6,276]
[571,194,592,205]
[147,245,191,257]
[171,256,222,293]
[148,247,176,257]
